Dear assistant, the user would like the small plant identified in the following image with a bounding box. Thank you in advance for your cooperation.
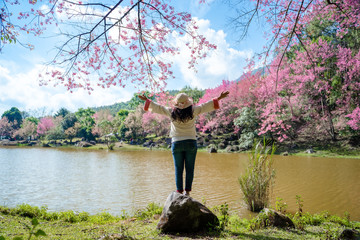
[135,202,163,220]
[213,203,229,230]
[275,197,288,214]
[238,139,276,212]
[296,195,304,216]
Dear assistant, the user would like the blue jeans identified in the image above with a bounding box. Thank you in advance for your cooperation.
[171,139,197,192]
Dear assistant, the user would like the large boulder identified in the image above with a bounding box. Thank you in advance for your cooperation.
[0,140,18,146]
[339,229,360,240]
[258,208,295,228]
[157,191,219,233]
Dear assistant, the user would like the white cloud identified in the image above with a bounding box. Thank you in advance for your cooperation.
[166,18,253,90]
[0,63,133,116]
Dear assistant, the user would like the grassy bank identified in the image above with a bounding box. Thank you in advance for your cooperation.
[1,204,359,239]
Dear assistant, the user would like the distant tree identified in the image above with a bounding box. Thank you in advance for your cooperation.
[128,92,155,110]
[13,118,38,140]
[46,116,65,141]
[117,109,130,121]
[37,117,55,137]
[64,122,81,143]
[234,107,259,149]
[1,107,22,128]
[75,108,96,141]
[115,109,130,139]
[61,113,77,130]
[54,108,70,118]
[26,116,39,125]
[123,106,145,141]
[180,86,205,104]
[142,112,170,137]
[92,110,116,137]
[0,117,15,138]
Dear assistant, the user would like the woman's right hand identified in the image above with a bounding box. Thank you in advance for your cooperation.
[138,94,148,101]
[218,91,229,101]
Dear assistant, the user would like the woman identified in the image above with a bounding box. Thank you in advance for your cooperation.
[138,91,229,196]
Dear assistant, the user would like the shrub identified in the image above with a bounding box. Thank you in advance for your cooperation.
[238,139,276,212]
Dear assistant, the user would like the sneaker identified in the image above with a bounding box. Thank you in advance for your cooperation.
[184,191,190,196]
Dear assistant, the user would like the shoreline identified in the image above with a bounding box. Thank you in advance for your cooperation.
[1,139,360,159]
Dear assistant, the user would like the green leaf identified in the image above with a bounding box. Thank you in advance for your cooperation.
[31,218,39,226]
[34,229,46,237]
[0,236,6,240]
[13,237,23,240]
[23,223,31,230]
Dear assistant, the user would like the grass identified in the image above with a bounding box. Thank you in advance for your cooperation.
[1,204,359,240]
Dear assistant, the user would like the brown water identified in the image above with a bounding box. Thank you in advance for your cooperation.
[0,147,359,220]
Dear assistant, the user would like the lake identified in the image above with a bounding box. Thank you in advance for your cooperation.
[0,147,359,220]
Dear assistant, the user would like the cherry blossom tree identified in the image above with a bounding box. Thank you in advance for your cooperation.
[123,105,145,140]
[196,74,257,134]
[141,92,171,136]
[13,118,38,140]
[0,117,16,138]
[1,0,216,92]
[92,109,116,137]
[37,116,55,136]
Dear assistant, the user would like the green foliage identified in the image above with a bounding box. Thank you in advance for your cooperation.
[75,108,95,140]
[234,107,259,150]
[212,203,230,230]
[54,108,70,118]
[248,209,271,231]
[117,109,130,120]
[1,107,23,128]
[135,202,163,220]
[180,85,205,103]
[46,126,65,141]
[61,113,77,130]
[25,117,39,125]
[238,139,276,212]
[275,197,288,214]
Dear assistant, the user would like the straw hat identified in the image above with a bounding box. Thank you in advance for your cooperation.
[174,93,193,109]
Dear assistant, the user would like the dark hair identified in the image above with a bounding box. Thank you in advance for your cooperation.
[171,105,194,123]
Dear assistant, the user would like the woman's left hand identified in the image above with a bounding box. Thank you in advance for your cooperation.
[138,94,148,101]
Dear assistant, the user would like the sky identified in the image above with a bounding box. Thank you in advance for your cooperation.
[0,0,268,116]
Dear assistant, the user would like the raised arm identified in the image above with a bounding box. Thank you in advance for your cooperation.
[138,94,171,117]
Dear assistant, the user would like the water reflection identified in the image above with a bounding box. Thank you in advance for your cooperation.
[0,147,359,220]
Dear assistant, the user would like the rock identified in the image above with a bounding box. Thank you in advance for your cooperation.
[305,147,315,154]
[0,140,18,146]
[258,208,295,228]
[339,229,360,240]
[218,142,226,149]
[282,151,289,156]
[157,191,219,233]
[225,145,239,152]
[76,141,94,148]
[208,147,217,153]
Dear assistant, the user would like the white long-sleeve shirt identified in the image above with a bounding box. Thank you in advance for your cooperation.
[144,99,219,142]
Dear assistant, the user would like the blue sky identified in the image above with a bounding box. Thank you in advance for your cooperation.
[0,0,267,116]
